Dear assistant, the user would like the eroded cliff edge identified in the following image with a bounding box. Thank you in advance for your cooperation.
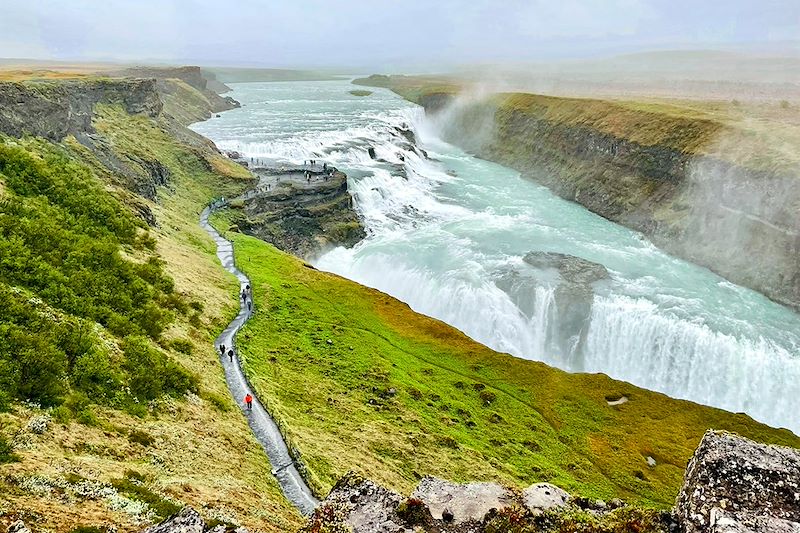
[356,76,800,312]
[221,161,365,259]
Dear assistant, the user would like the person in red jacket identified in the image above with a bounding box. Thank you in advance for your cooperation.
[245,393,253,410]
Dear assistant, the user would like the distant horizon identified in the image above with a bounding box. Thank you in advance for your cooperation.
[2,41,800,76]
[2,0,799,72]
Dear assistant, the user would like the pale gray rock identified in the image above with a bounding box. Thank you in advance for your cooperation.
[411,476,518,524]
[676,430,800,533]
[709,508,800,533]
[522,482,570,513]
[142,507,205,533]
[7,521,31,533]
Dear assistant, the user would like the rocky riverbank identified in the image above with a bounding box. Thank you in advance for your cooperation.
[222,161,365,259]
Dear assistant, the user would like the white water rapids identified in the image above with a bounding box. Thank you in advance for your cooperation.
[192,80,800,434]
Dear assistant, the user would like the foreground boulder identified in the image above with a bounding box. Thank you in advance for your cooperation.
[675,430,800,533]
[302,472,411,533]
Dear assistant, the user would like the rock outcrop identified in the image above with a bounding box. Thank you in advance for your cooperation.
[0,78,162,141]
[304,472,667,532]
[522,252,609,286]
[676,430,800,533]
[306,431,800,533]
[494,252,610,369]
[231,166,365,258]
[140,507,251,533]
[6,521,31,533]
[104,66,239,115]
[522,483,571,513]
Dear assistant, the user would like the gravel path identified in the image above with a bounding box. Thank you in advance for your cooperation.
[200,203,319,515]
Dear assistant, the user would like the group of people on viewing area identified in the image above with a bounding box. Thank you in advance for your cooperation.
[304,160,334,183]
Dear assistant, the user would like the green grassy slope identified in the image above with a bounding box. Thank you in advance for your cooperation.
[0,82,302,532]
[221,230,800,509]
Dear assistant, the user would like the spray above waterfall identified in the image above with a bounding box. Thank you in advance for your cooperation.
[193,80,800,435]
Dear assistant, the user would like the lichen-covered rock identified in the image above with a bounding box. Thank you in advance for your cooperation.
[141,507,206,533]
[302,472,411,533]
[708,508,800,533]
[411,476,519,524]
[522,482,570,513]
[675,430,800,533]
[7,521,31,533]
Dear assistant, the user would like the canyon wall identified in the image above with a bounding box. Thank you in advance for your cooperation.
[365,78,800,312]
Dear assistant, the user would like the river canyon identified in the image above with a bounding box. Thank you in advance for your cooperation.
[192,79,800,436]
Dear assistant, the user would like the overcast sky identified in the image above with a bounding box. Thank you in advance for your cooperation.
[1,0,798,69]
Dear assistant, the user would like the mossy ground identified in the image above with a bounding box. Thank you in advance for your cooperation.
[0,99,302,531]
[217,229,800,510]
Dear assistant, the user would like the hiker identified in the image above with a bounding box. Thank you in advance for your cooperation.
[245,393,253,410]
[247,300,252,311]
[246,284,250,292]
[323,162,328,172]
[219,344,225,356]
[241,289,247,301]
[227,349,234,362]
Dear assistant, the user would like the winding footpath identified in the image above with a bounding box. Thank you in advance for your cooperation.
[200,202,319,515]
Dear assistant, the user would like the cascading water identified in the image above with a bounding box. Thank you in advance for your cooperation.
[192,80,800,434]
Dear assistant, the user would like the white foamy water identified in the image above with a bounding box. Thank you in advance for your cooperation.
[193,80,800,434]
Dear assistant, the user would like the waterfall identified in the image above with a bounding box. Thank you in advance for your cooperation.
[583,295,800,430]
[193,80,800,435]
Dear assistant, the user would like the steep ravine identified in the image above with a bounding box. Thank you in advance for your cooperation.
[361,79,800,313]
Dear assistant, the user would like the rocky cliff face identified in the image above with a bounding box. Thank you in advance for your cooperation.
[229,166,365,258]
[403,89,800,312]
[103,66,241,125]
[0,78,161,141]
